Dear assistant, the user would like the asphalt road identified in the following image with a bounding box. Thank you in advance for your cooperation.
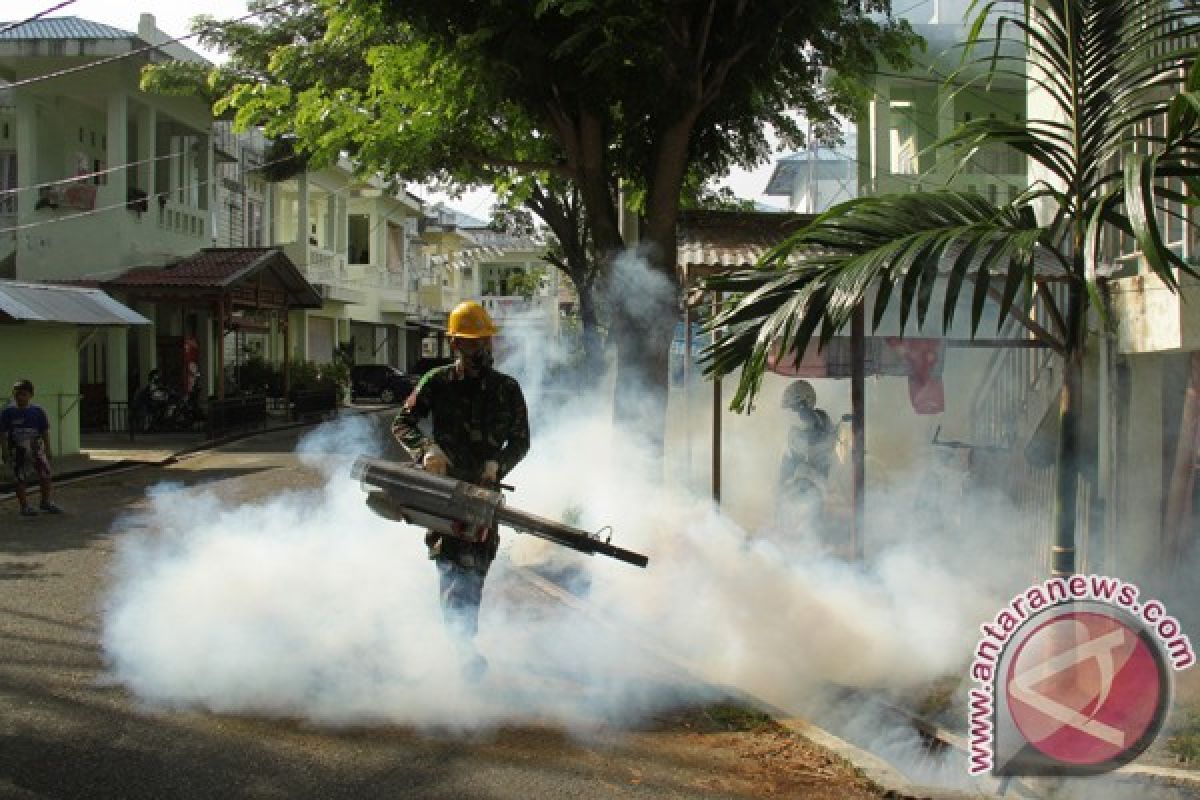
[0,424,883,800]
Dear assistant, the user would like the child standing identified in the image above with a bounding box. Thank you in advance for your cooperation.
[1,379,62,516]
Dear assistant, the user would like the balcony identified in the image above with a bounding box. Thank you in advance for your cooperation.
[481,295,553,319]
[155,200,206,240]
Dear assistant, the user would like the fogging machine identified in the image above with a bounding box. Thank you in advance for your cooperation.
[351,456,649,568]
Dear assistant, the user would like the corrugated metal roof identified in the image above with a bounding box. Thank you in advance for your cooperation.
[677,209,815,278]
[0,16,136,40]
[0,280,149,325]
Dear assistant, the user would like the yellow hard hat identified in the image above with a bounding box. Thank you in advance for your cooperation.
[447,300,498,338]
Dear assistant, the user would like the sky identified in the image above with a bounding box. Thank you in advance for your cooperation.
[4,0,804,213]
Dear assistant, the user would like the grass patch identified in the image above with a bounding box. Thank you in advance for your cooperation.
[1166,704,1200,764]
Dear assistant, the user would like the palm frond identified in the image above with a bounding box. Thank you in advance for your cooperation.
[700,191,1052,410]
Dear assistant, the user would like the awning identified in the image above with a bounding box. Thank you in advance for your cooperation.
[0,280,150,325]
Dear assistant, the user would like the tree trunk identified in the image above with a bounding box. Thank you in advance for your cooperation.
[607,117,692,463]
[577,287,604,380]
[1052,284,1087,577]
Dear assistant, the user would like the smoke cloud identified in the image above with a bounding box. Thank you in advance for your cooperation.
[100,253,1191,795]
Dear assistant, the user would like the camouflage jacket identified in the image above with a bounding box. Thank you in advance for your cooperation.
[391,364,530,483]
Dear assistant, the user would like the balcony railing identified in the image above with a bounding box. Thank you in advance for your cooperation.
[157,201,206,239]
[482,295,553,317]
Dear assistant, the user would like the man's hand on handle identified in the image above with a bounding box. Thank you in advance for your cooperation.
[422,445,450,475]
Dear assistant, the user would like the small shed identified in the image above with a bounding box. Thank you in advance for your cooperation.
[0,280,149,455]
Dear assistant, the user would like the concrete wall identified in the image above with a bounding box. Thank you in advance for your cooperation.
[0,323,81,455]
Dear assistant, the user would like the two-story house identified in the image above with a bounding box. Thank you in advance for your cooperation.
[0,15,323,449]
[266,158,426,373]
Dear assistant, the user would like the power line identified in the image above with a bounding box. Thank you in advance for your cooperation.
[0,150,187,199]
[0,0,79,37]
[3,0,302,91]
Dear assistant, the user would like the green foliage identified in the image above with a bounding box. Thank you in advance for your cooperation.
[506,266,548,300]
[237,356,284,395]
[683,185,759,212]
[1167,704,1200,763]
[287,359,347,395]
[490,205,538,236]
[703,0,1200,412]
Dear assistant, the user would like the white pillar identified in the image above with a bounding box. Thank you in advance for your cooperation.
[136,105,156,195]
[296,173,309,246]
[105,93,128,209]
[870,82,892,192]
[14,91,37,229]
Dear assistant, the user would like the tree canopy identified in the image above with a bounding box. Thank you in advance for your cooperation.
[147,0,919,450]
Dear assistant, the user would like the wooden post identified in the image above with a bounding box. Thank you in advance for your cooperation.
[712,291,722,506]
[282,306,291,397]
[851,306,865,560]
[216,295,226,400]
[683,299,693,488]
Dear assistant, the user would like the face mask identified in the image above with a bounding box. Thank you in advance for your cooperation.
[459,347,493,374]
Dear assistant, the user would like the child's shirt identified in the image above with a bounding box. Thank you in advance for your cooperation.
[0,403,49,455]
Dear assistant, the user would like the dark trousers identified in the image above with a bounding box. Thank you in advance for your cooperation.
[429,531,497,639]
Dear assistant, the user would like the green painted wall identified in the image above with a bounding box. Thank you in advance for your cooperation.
[0,323,81,455]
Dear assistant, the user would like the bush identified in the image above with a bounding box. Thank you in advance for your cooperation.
[287,359,349,404]
[237,356,284,396]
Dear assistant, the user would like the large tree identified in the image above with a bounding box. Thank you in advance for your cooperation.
[159,0,916,452]
[702,0,1200,574]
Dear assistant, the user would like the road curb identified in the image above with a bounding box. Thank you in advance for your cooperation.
[0,406,390,500]
[510,566,982,800]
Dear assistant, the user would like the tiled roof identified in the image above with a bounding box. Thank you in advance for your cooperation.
[677,209,815,278]
[106,248,323,308]
[110,248,274,288]
[0,16,136,41]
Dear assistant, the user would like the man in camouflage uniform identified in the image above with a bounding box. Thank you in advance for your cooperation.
[392,301,529,673]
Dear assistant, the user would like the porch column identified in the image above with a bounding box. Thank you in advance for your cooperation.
[14,90,38,232]
[216,295,226,399]
[296,172,309,246]
[870,83,892,192]
[105,326,129,405]
[282,307,291,396]
[135,105,156,194]
[105,93,129,209]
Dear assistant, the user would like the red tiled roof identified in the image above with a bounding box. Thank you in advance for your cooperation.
[108,248,276,288]
[105,247,323,308]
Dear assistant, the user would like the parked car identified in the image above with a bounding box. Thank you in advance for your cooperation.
[406,356,453,382]
[349,365,416,404]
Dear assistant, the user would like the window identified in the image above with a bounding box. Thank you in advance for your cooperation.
[348,214,371,264]
[247,199,264,247]
[0,151,16,214]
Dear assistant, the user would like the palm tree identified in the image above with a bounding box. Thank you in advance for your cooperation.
[702,0,1200,575]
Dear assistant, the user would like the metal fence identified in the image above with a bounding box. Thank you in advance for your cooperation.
[206,394,268,440]
[291,388,339,421]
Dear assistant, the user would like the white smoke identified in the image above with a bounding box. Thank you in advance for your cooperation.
[101,252,1064,786]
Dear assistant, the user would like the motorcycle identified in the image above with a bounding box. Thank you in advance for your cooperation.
[133,372,202,432]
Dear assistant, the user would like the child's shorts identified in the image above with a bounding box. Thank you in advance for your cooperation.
[7,446,50,484]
